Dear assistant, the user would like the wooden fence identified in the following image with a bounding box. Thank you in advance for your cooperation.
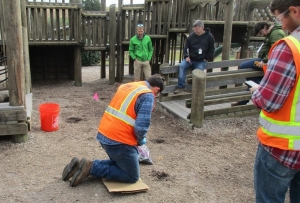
[159,59,264,128]
[26,2,81,45]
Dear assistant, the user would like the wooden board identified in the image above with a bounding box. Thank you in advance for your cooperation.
[0,122,28,136]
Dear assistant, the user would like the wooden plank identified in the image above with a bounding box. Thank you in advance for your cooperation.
[26,3,79,9]
[87,17,91,46]
[206,58,251,69]
[50,9,54,40]
[43,8,48,41]
[93,18,97,46]
[156,101,194,129]
[160,59,252,74]
[121,5,144,11]
[0,110,27,122]
[62,9,66,41]
[0,123,28,136]
[205,85,247,96]
[56,9,60,41]
[204,104,258,116]
[206,79,246,88]
[109,4,116,84]
[159,100,190,121]
[81,11,108,17]
[205,71,263,81]
[82,47,107,51]
[159,93,192,102]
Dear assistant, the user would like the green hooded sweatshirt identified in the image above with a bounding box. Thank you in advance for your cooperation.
[258,24,285,63]
[129,34,153,62]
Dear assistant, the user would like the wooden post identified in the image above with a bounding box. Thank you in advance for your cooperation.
[4,0,25,106]
[101,0,106,11]
[220,0,234,89]
[221,0,234,61]
[190,69,206,128]
[109,4,116,85]
[101,51,106,78]
[21,0,31,95]
[74,46,82,86]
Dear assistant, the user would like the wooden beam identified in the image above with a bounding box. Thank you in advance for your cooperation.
[109,4,116,85]
[74,46,82,86]
[4,0,25,106]
[0,123,28,136]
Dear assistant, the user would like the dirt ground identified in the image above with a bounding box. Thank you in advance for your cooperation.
[0,65,265,202]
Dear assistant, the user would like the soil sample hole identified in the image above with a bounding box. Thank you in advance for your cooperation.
[152,138,165,144]
[66,117,82,123]
[151,170,169,180]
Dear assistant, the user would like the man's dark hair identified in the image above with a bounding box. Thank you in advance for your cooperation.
[147,74,165,92]
[270,0,300,13]
[254,22,271,36]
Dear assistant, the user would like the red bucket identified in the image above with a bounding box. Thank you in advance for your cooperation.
[39,103,60,132]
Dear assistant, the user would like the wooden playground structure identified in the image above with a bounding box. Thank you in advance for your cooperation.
[0,0,274,140]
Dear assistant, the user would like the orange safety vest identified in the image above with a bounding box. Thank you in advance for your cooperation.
[98,81,153,146]
[257,32,300,150]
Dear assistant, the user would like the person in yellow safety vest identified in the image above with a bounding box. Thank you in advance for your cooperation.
[250,0,300,202]
[62,74,164,187]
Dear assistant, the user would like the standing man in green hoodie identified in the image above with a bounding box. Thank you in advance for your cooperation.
[231,22,285,106]
[129,24,153,81]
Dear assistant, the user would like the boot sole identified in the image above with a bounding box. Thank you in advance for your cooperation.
[62,157,79,181]
[70,158,87,187]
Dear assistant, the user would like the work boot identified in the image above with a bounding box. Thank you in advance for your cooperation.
[62,157,80,181]
[174,87,186,94]
[70,158,93,187]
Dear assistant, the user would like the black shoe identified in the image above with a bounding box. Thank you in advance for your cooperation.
[62,157,80,181]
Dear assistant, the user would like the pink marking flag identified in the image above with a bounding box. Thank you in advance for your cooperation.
[93,93,99,101]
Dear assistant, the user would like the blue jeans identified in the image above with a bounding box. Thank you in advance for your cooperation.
[90,142,140,183]
[177,59,207,88]
[254,143,300,203]
[238,58,263,105]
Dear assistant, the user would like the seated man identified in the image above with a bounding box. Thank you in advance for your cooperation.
[174,20,215,94]
[231,21,285,106]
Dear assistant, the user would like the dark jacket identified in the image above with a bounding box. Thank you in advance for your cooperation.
[258,24,285,63]
[184,28,215,61]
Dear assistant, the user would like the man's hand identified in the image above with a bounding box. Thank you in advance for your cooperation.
[186,57,192,65]
[254,61,265,68]
[250,86,259,94]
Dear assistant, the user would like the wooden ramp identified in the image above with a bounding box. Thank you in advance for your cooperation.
[156,99,259,129]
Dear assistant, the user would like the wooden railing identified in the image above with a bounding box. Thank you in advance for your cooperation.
[159,59,264,127]
[26,2,81,45]
[81,11,108,50]
[121,4,144,44]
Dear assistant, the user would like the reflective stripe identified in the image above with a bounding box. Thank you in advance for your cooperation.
[259,114,300,136]
[104,85,150,126]
[120,86,150,112]
[294,140,300,150]
[291,32,300,43]
[287,33,300,122]
[105,106,136,126]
